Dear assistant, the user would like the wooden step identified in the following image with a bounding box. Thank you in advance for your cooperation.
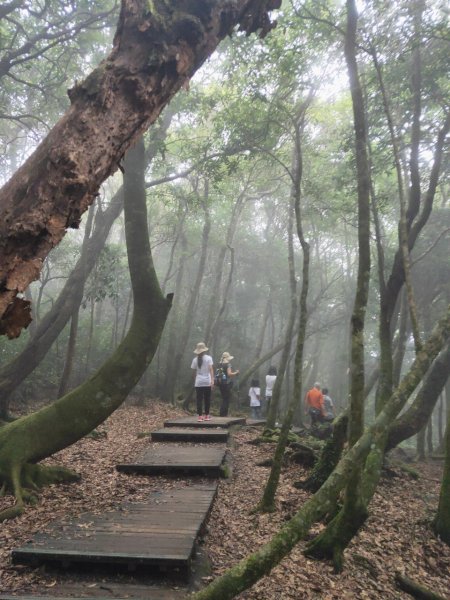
[11,485,217,580]
[164,416,245,429]
[151,427,229,443]
[117,445,227,478]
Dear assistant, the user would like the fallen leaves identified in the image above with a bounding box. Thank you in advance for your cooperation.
[0,401,449,599]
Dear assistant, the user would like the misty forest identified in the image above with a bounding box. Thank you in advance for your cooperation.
[0,1,450,599]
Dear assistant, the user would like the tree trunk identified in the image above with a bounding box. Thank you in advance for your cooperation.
[265,198,297,429]
[258,100,310,512]
[433,401,450,545]
[0,136,172,521]
[386,339,450,451]
[0,0,279,338]
[166,187,211,405]
[305,0,372,570]
[57,309,80,399]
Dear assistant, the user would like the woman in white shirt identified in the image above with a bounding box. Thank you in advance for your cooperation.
[264,366,277,417]
[191,342,214,421]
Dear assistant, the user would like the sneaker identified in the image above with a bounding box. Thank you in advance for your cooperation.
[204,415,212,421]
[198,415,204,421]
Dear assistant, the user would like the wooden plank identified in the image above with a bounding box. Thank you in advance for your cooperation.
[151,428,229,443]
[246,419,266,426]
[12,485,217,579]
[116,445,227,478]
[164,416,245,429]
[0,579,188,599]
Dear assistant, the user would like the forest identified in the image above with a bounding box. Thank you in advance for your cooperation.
[0,0,449,599]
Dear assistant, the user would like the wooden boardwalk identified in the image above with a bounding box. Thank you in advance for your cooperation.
[12,485,217,579]
[117,444,227,478]
[151,427,229,443]
[164,416,245,429]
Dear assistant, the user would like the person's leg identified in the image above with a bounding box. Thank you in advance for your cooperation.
[204,387,211,418]
[196,387,203,419]
[220,385,230,416]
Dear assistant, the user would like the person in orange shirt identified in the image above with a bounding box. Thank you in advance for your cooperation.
[304,382,325,426]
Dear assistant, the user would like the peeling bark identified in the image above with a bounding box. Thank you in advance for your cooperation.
[0,0,279,337]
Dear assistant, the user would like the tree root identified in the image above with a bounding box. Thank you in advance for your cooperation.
[395,573,447,600]
[300,413,348,492]
[0,462,80,522]
[304,500,368,573]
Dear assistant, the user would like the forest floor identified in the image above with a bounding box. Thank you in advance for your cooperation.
[0,400,449,599]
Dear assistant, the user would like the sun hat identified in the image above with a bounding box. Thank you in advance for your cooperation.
[221,352,234,364]
[194,342,208,354]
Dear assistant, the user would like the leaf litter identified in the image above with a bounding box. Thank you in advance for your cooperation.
[0,401,449,599]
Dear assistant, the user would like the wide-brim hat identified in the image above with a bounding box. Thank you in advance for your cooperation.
[194,342,208,354]
[221,352,234,363]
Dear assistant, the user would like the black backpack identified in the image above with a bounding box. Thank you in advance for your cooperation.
[214,364,228,386]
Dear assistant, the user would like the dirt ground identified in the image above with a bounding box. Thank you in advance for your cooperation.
[0,401,449,599]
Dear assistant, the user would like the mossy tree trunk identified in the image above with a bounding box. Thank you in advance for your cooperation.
[0,0,279,339]
[433,401,450,545]
[257,101,310,512]
[300,411,349,493]
[386,339,450,451]
[191,307,450,600]
[305,0,372,571]
[0,136,171,522]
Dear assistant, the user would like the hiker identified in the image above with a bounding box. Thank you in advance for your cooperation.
[191,342,214,422]
[264,365,277,417]
[322,387,335,421]
[304,382,325,427]
[216,351,239,417]
[249,378,261,419]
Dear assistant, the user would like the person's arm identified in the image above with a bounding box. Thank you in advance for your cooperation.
[210,362,215,387]
[227,365,239,377]
[319,392,326,416]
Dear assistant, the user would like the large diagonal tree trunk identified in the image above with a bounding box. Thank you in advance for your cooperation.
[0,136,171,521]
[0,0,279,338]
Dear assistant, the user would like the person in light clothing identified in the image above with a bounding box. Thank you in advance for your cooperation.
[191,342,214,421]
[249,378,261,419]
[264,365,277,416]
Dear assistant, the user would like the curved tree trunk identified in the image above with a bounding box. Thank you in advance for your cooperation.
[0,0,279,338]
[0,113,173,418]
[0,136,172,521]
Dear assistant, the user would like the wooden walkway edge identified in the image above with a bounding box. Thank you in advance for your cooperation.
[116,445,227,478]
[12,485,217,580]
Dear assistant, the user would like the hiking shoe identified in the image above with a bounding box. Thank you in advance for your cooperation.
[204,415,212,421]
[198,415,204,421]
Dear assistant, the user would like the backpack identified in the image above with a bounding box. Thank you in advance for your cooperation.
[214,364,228,386]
